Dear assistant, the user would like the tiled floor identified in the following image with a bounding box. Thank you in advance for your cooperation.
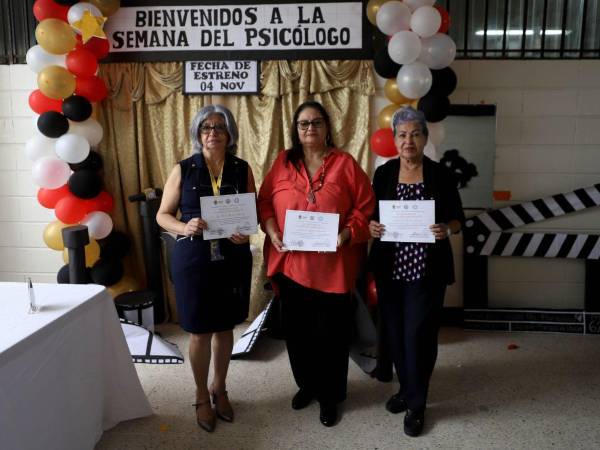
[97,324,600,450]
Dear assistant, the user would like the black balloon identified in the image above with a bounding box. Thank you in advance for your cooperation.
[100,231,132,260]
[371,25,388,53]
[430,67,458,97]
[37,111,69,138]
[373,45,401,79]
[68,170,103,199]
[69,150,103,172]
[91,258,124,286]
[62,95,92,122]
[57,264,70,284]
[417,93,451,123]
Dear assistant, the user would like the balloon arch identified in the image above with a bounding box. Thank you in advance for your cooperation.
[366,0,458,168]
[26,0,138,296]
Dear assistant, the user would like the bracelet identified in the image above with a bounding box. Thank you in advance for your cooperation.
[446,227,452,238]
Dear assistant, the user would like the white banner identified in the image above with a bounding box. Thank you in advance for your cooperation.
[106,3,363,54]
[184,61,259,94]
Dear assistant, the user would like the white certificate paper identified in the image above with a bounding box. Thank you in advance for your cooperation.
[379,200,435,243]
[283,210,340,252]
[200,192,258,240]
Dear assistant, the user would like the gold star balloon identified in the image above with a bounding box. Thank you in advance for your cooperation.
[72,10,107,43]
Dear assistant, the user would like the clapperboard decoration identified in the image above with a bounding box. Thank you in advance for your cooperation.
[121,319,184,364]
[464,184,600,259]
[232,298,274,358]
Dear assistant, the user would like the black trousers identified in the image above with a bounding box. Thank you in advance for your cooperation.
[276,274,353,405]
[377,277,446,411]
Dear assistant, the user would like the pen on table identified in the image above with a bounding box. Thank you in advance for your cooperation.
[28,277,38,313]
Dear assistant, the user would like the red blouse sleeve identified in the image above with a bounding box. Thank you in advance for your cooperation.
[257,151,284,229]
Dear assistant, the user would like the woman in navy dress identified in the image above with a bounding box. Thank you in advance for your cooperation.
[369,107,464,437]
[157,105,255,432]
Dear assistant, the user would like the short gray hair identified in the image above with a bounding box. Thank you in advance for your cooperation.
[190,105,238,154]
[391,106,428,138]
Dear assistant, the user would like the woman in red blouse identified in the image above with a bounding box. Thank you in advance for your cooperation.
[258,101,375,427]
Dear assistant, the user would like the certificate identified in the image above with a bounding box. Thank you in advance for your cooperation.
[282,210,340,252]
[200,192,258,240]
[379,200,435,243]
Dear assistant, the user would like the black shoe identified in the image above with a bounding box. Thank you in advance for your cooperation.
[319,402,338,427]
[403,409,425,437]
[385,393,407,414]
[291,389,314,410]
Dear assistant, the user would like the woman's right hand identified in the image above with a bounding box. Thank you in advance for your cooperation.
[268,230,288,253]
[369,220,385,238]
[183,217,208,237]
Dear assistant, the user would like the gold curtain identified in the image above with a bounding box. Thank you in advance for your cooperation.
[97,60,375,321]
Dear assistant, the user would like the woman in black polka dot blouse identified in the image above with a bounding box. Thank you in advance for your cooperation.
[368,107,465,437]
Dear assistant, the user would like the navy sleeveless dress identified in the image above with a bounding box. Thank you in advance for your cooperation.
[172,152,253,333]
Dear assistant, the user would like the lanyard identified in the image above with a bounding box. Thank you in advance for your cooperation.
[207,162,223,196]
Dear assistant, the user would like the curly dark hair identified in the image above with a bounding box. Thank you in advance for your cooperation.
[286,100,336,169]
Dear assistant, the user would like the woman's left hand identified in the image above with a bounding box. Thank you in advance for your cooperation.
[229,233,249,244]
[430,223,450,240]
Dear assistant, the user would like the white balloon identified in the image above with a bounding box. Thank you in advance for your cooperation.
[424,140,438,161]
[418,33,457,70]
[69,118,103,147]
[388,31,422,65]
[32,156,71,189]
[427,121,446,147]
[55,133,91,164]
[26,45,67,73]
[404,0,436,12]
[375,1,411,36]
[67,2,103,25]
[81,211,113,239]
[25,134,57,161]
[396,62,432,99]
[410,6,442,38]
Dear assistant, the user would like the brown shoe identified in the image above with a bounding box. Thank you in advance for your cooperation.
[193,399,215,432]
[212,391,234,422]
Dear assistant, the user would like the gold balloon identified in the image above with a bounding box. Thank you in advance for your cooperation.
[90,0,121,17]
[384,79,413,105]
[107,275,140,299]
[410,99,420,108]
[35,19,77,55]
[367,0,390,26]
[63,239,101,267]
[38,65,76,100]
[43,220,68,251]
[377,104,401,129]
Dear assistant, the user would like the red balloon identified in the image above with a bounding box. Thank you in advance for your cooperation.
[66,48,98,78]
[33,0,69,22]
[76,36,110,60]
[86,191,114,213]
[29,89,63,114]
[366,273,377,307]
[434,5,451,34]
[38,185,70,209]
[55,194,88,224]
[370,128,397,157]
[75,76,108,102]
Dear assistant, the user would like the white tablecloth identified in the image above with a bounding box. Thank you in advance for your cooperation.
[0,282,152,450]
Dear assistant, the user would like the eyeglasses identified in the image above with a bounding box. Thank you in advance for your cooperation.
[200,124,228,134]
[297,119,325,130]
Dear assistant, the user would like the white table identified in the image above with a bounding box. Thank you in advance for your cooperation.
[0,282,152,450]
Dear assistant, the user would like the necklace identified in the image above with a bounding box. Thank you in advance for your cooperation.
[304,158,326,204]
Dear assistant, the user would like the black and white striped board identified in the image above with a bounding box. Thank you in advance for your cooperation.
[120,319,184,364]
[464,184,600,259]
[231,298,273,358]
